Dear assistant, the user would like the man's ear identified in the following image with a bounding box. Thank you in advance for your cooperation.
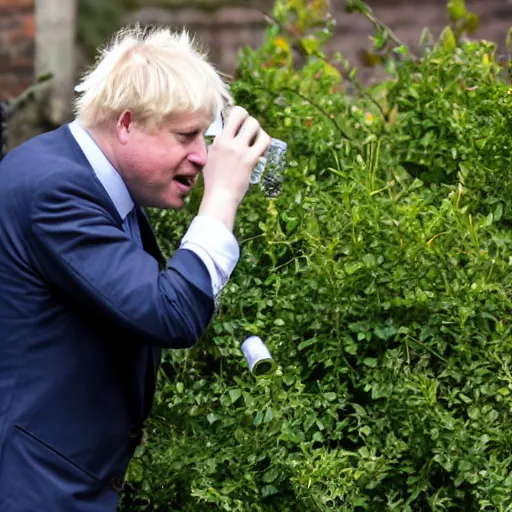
[117,111,133,144]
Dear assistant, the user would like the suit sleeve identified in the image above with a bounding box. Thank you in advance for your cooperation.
[29,170,214,348]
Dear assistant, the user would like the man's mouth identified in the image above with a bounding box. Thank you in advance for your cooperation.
[174,176,194,187]
[174,175,196,194]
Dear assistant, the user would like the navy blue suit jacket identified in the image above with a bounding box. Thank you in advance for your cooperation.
[0,125,214,511]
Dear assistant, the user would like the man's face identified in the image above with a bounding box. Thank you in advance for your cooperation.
[116,110,212,209]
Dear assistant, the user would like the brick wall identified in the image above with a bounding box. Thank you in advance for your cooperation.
[128,0,512,81]
[333,0,512,83]
[0,0,34,100]
[2,0,512,120]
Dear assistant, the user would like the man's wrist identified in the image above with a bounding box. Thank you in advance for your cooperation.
[180,215,240,296]
[198,191,241,231]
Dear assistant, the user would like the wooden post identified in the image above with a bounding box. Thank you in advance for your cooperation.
[35,0,77,123]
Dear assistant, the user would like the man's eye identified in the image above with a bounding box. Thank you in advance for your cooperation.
[178,132,198,141]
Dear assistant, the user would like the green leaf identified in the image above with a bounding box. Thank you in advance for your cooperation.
[229,389,242,404]
[207,413,218,425]
[506,27,512,52]
[363,358,378,368]
[419,27,434,49]
[261,485,278,497]
[253,411,263,427]
[312,431,324,443]
[494,203,503,221]
[353,404,367,417]
[447,0,467,21]
[463,12,479,34]
[360,425,371,436]
[262,467,280,483]
[438,26,457,52]
[220,394,231,407]
[468,407,480,420]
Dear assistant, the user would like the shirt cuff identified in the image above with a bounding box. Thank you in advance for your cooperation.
[179,215,240,296]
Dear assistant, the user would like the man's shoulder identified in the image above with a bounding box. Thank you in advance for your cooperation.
[2,124,89,175]
[0,125,114,217]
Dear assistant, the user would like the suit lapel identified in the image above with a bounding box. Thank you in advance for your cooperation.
[135,208,165,268]
[134,207,163,418]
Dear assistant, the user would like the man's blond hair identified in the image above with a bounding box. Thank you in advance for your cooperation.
[73,25,231,131]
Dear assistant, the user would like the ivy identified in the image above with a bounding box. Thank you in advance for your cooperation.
[120,1,512,510]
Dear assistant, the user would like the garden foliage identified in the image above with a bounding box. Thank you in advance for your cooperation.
[121,0,512,509]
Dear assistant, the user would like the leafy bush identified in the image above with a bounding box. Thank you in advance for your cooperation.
[120,1,512,510]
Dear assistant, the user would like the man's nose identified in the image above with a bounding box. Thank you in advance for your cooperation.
[188,137,208,168]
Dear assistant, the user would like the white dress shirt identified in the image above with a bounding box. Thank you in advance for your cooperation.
[68,120,239,297]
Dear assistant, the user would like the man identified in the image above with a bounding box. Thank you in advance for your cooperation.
[0,26,270,511]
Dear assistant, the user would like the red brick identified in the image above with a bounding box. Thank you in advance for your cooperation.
[0,0,34,100]
[10,56,33,69]
[22,13,34,38]
[0,0,33,8]
[0,74,27,100]
[0,3,32,16]
[0,13,21,30]
[6,28,27,43]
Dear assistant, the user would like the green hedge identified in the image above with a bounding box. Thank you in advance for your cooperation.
[120,1,512,510]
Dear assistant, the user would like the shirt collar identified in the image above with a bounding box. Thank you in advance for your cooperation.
[68,120,134,220]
